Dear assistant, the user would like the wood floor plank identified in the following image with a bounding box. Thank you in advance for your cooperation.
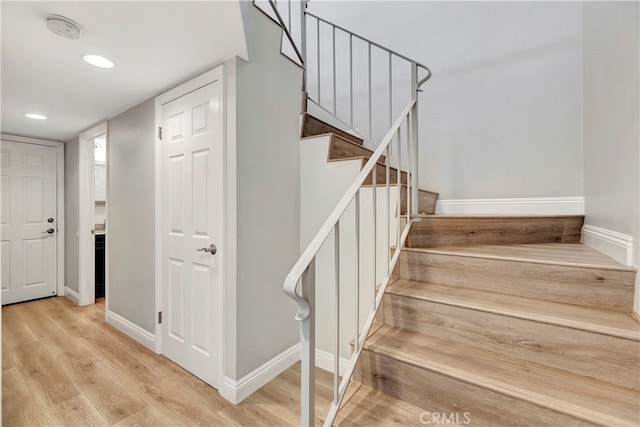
[56,337,148,424]
[48,394,110,427]
[2,304,38,349]
[12,341,81,406]
[2,367,56,427]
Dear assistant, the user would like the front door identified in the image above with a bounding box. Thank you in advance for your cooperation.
[1,140,58,305]
[159,70,222,388]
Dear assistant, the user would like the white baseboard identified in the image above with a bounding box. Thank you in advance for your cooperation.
[64,286,80,305]
[582,225,633,266]
[105,310,156,351]
[435,196,585,215]
[315,348,350,377]
[219,343,300,404]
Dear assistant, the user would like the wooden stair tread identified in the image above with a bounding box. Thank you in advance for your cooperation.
[301,113,363,145]
[387,279,640,341]
[336,383,444,427]
[403,242,636,272]
[365,325,640,426]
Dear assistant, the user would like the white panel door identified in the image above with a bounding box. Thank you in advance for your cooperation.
[160,77,222,388]
[1,140,58,305]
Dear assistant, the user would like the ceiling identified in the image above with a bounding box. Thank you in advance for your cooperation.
[1,1,248,141]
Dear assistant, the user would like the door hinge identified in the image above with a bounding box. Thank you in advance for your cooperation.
[158,311,162,324]
[158,126,163,140]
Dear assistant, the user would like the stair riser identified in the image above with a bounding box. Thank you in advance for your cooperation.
[399,251,635,312]
[406,217,583,247]
[359,350,595,427]
[400,186,437,215]
[384,293,640,390]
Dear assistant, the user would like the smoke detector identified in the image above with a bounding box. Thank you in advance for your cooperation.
[46,14,83,40]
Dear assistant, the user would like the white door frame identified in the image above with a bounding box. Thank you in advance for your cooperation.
[154,66,226,388]
[0,133,65,302]
[78,122,108,306]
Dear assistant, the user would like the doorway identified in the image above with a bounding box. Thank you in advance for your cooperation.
[0,135,65,305]
[155,67,224,388]
[78,123,108,306]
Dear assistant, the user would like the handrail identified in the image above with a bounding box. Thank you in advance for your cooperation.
[283,98,415,320]
[305,11,431,81]
[266,0,305,65]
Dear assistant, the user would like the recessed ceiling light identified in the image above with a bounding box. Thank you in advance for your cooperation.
[83,54,114,69]
[25,113,47,120]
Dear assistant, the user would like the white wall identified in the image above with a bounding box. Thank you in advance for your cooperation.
[307,1,584,200]
[108,99,156,333]
[64,137,80,293]
[582,1,640,312]
[231,5,303,379]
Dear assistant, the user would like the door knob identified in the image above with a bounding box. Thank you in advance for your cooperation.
[42,228,55,234]
[197,244,217,255]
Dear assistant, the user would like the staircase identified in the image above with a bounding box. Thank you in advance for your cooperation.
[301,114,439,215]
[256,1,640,425]
[337,216,640,426]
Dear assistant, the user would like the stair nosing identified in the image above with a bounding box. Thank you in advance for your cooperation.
[386,280,640,341]
[366,325,638,427]
[402,245,637,272]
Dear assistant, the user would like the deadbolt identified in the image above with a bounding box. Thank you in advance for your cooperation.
[47,217,54,223]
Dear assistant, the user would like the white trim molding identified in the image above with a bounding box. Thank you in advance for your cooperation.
[105,310,156,351]
[582,225,634,266]
[219,343,300,404]
[435,196,585,215]
[64,287,80,305]
[315,348,350,377]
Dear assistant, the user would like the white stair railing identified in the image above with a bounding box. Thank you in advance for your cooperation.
[257,1,433,424]
[285,98,424,427]
[305,12,432,147]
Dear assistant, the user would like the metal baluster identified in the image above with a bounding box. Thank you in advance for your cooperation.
[396,125,402,251]
[385,146,391,273]
[349,34,353,128]
[317,19,321,103]
[410,63,419,215]
[288,0,291,34]
[372,152,377,309]
[332,26,337,115]
[388,52,393,131]
[368,43,372,142]
[406,118,411,218]
[354,191,361,352]
[300,260,316,427]
[333,224,340,404]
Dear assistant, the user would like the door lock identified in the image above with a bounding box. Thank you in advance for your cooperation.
[197,244,217,255]
[47,217,54,223]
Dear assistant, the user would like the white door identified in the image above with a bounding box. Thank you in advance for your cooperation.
[160,74,222,388]
[1,140,58,305]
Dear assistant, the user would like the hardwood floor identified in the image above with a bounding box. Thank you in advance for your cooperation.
[3,297,431,427]
[3,297,332,426]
